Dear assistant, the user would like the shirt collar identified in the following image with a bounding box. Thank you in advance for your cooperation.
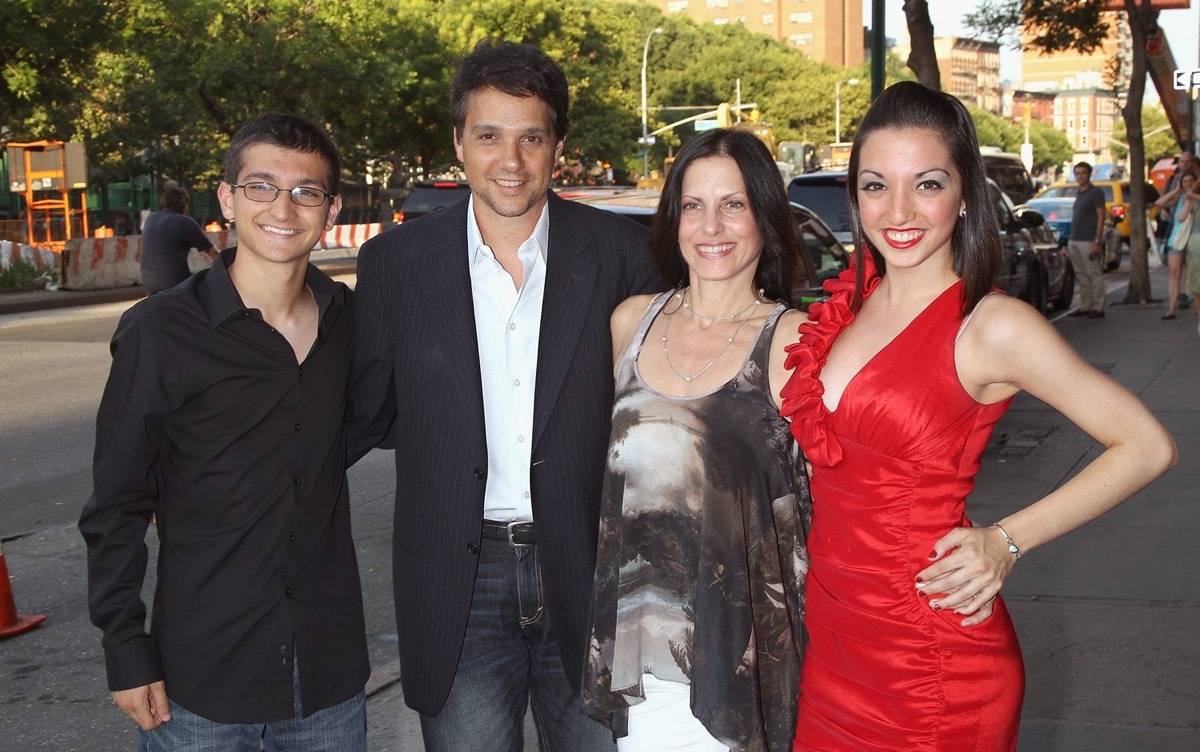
[465,195,550,264]
[198,247,344,329]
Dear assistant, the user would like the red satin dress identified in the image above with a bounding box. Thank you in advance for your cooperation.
[779,263,1024,751]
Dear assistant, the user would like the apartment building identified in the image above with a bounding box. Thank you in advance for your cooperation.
[644,0,863,67]
[1021,11,1128,94]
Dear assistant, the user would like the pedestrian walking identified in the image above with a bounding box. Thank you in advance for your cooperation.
[1065,162,1108,319]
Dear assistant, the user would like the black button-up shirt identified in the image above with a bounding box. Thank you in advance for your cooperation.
[79,249,368,723]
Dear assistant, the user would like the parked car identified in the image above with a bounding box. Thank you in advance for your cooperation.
[980,148,1036,205]
[1024,195,1123,272]
[786,171,853,249]
[394,180,470,224]
[984,178,1045,309]
[1014,202,1075,312]
[562,188,848,309]
[1033,178,1160,244]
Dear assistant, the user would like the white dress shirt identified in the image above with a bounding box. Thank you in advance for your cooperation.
[467,197,549,522]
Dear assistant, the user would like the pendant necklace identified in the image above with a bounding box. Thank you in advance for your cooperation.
[661,289,764,383]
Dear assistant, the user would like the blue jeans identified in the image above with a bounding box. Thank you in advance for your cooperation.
[138,655,366,752]
[419,537,614,752]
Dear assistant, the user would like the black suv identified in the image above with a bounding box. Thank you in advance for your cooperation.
[394,180,470,223]
[786,172,853,249]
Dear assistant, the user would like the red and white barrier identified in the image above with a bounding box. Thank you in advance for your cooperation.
[61,230,234,290]
[59,224,380,290]
[314,223,383,250]
[0,240,57,272]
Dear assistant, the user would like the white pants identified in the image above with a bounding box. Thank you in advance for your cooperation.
[618,674,728,752]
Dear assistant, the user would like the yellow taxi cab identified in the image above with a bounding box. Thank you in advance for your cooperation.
[1034,178,1160,241]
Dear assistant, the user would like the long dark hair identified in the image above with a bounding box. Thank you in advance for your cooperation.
[648,128,798,305]
[846,81,1001,314]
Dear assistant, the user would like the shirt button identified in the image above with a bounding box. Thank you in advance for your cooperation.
[517,435,525,443]
[523,491,530,499]
[466,542,479,554]
[280,644,288,653]
[509,323,517,330]
[285,587,293,597]
[513,379,520,387]
[294,423,302,431]
[289,534,296,543]
[473,468,485,479]
[294,477,302,486]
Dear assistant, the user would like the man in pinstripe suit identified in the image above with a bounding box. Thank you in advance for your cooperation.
[348,40,659,751]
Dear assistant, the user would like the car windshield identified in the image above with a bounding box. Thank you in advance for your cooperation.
[1027,199,1073,220]
[788,181,852,237]
[1039,184,1115,202]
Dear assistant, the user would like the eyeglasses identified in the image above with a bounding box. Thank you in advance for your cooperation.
[230,181,333,207]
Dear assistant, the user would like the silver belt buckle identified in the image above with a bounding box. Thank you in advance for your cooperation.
[507,520,534,546]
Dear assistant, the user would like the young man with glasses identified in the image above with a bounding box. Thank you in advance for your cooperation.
[80,113,369,750]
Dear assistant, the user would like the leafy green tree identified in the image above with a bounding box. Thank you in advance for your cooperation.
[1026,120,1074,175]
[1109,107,1176,165]
[0,0,122,140]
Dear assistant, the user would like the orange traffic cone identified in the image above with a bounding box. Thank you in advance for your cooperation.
[0,541,46,638]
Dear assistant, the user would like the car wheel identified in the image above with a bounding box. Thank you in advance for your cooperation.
[1051,262,1075,311]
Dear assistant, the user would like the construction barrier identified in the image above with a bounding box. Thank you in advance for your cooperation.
[59,224,383,291]
[314,222,383,250]
[0,541,46,639]
[60,230,233,290]
[0,240,58,273]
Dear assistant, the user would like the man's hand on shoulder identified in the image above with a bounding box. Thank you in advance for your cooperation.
[112,680,171,730]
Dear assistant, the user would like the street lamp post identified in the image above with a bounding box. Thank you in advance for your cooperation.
[835,78,860,143]
[640,27,664,177]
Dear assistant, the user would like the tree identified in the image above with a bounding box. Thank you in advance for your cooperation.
[0,0,123,141]
[1026,120,1074,176]
[1109,107,1176,165]
[966,0,1161,304]
[902,0,941,90]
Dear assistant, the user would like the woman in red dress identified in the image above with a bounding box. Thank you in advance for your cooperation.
[781,82,1177,751]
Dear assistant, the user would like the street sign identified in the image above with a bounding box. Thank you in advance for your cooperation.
[694,120,719,131]
[1173,68,1200,90]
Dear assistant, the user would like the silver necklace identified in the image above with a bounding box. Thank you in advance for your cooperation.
[661,292,763,383]
[681,286,764,320]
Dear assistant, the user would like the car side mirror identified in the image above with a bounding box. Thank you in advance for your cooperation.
[1015,208,1044,229]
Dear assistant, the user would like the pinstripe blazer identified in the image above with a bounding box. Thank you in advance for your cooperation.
[348,191,658,716]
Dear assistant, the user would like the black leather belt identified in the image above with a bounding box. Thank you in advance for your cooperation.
[481,520,536,546]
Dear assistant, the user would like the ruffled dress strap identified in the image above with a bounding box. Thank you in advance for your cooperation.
[778,252,881,467]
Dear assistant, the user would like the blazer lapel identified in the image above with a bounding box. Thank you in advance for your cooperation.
[422,200,486,433]
[533,194,599,445]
